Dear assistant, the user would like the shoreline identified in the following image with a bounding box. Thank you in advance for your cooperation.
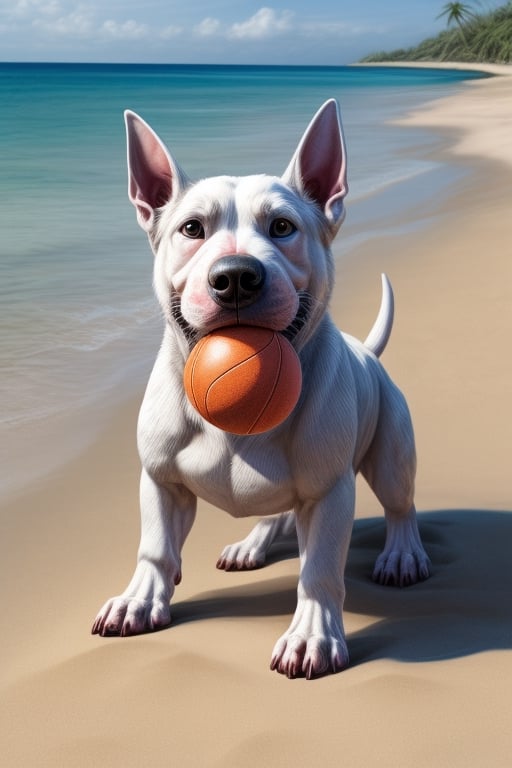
[2,66,512,767]
[393,61,512,168]
[355,59,512,76]
[356,60,512,167]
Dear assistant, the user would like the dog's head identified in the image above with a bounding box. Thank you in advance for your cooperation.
[125,100,348,353]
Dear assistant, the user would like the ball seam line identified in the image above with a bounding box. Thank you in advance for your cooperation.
[204,334,276,430]
[248,334,283,435]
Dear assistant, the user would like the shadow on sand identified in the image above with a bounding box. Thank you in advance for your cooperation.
[171,509,512,665]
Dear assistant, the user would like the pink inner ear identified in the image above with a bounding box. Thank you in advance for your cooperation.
[302,142,344,204]
[125,112,174,225]
[299,103,347,208]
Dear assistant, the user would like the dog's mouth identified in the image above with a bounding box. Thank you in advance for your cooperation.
[170,291,312,350]
[281,291,312,342]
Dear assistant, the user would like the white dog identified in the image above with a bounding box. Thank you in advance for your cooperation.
[92,100,431,678]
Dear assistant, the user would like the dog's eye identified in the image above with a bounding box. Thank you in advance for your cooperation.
[181,219,205,239]
[270,218,296,238]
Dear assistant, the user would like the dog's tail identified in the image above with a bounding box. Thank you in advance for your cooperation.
[363,274,394,358]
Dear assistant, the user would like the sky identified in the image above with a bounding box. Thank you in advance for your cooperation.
[0,0,505,65]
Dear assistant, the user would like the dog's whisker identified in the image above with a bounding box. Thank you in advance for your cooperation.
[283,291,322,342]
[169,295,200,348]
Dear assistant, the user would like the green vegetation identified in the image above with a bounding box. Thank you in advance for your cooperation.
[361,1,512,64]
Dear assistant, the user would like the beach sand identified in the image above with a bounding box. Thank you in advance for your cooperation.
[1,65,512,767]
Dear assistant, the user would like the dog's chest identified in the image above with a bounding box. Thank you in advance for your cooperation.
[175,432,296,517]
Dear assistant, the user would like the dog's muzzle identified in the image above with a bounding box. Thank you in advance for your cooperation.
[208,255,266,310]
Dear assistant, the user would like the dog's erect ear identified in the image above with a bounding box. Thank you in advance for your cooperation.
[282,99,348,234]
[124,110,188,232]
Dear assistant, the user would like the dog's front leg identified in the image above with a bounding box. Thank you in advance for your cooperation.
[271,473,355,679]
[92,469,196,637]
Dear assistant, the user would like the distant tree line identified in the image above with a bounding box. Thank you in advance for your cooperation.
[361,1,512,64]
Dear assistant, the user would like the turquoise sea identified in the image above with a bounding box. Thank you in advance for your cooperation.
[0,63,487,495]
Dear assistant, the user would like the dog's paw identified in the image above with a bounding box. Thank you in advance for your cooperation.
[91,595,171,637]
[270,632,349,679]
[216,513,296,571]
[372,549,430,587]
[91,561,173,636]
[216,540,267,571]
[372,513,431,587]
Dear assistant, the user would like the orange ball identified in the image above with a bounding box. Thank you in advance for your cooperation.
[183,326,302,435]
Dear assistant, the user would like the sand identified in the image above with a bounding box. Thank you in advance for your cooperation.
[2,64,512,767]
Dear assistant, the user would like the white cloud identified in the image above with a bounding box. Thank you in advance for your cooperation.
[26,4,150,41]
[100,19,148,40]
[10,0,62,18]
[160,24,183,40]
[228,7,294,40]
[0,2,350,52]
[32,5,94,37]
[193,8,296,41]
[0,1,396,64]
[195,17,221,37]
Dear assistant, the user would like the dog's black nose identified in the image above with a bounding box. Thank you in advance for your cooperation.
[208,255,266,309]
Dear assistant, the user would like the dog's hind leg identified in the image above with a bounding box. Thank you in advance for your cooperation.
[216,511,296,571]
[361,377,431,587]
[372,502,430,587]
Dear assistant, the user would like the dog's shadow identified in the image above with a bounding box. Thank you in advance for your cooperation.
[171,510,512,666]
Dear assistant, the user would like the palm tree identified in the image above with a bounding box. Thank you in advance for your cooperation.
[437,2,478,44]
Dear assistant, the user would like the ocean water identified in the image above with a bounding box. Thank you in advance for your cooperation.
[0,63,487,496]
